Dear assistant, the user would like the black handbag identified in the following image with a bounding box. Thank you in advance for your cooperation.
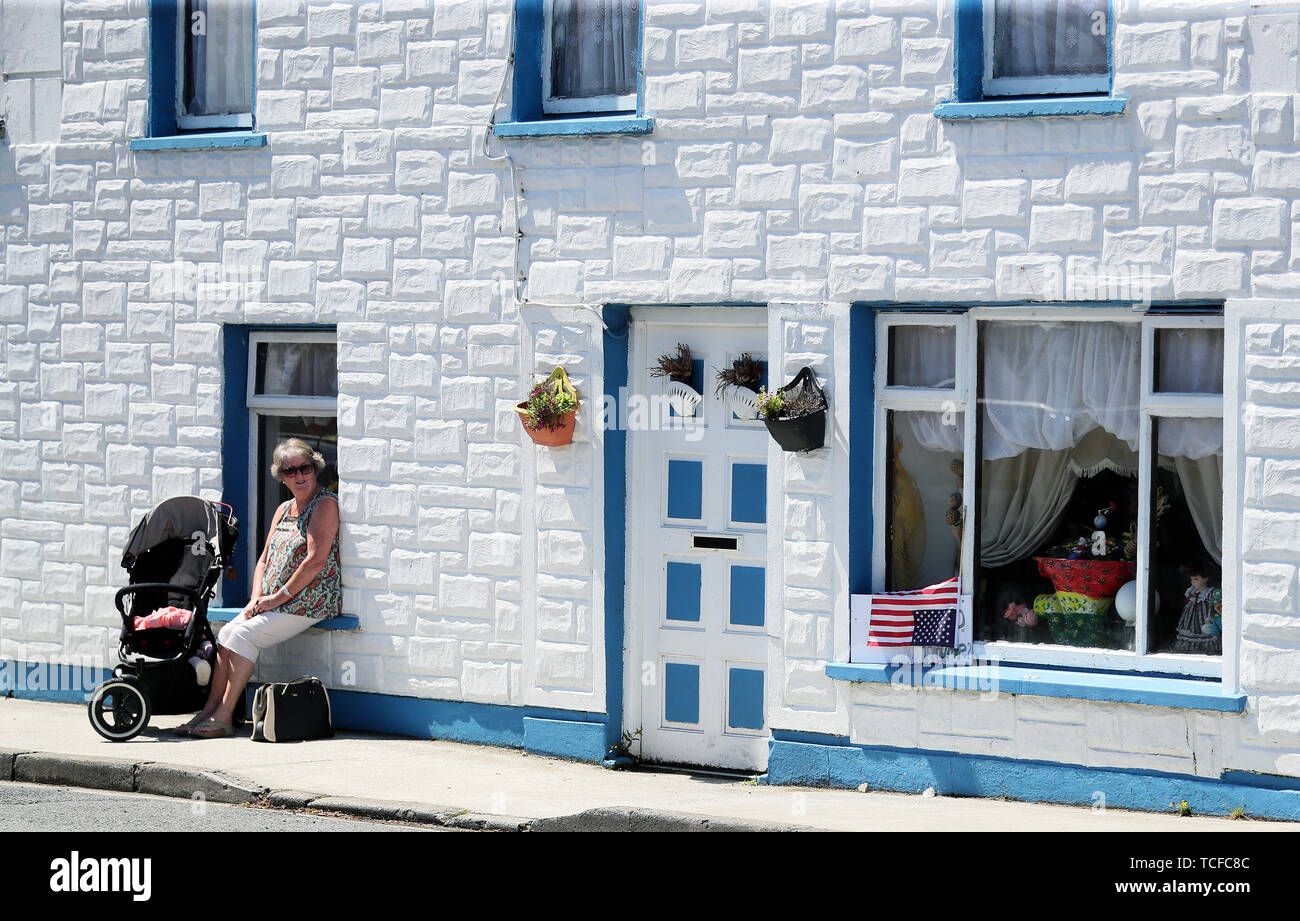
[250,676,333,742]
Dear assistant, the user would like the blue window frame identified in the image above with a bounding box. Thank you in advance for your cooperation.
[131,0,266,150]
[221,326,338,606]
[493,0,653,139]
[937,0,1126,119]
[849,303,1226,680]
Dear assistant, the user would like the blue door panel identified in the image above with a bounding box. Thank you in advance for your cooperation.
[665,662,700,724]
[666,561,702,623]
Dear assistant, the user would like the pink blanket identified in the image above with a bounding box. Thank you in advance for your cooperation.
[133,606,193,631]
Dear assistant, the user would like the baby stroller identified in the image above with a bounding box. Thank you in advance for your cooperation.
[87,497,239,741]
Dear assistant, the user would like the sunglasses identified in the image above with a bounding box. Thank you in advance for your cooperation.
[280,463,315,479]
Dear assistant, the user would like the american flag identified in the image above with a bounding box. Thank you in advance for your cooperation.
[866,577,960,647]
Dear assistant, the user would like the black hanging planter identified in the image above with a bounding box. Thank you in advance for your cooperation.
[762,367,827,452]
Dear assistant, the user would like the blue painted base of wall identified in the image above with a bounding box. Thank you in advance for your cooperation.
[766,739,1300,822]
[0,660,113,704]
[1,658,610,762]
[322,689,610,761]
[523,717,610,761]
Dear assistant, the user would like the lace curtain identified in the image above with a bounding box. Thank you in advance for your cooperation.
[186,0,253,117]
[990,0,1108,80]
[1174,454,1223,564]
[897,321,1223,568]
[549,0,639,101]
[260,343,337,397]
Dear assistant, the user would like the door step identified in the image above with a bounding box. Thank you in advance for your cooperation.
[632,761,760,782]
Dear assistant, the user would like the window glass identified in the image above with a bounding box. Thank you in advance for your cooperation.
[975,322,1140,651]
[1149,419,1223,656]
[182,0,253,120]
[887,326,956,389]
[255,342,338,398]
[255,415,339,558]
[548,0,639,106]
[873,314,1225,666]
[991,0,1107,83]
[1155,327,1224,394]
[885,410,964,592]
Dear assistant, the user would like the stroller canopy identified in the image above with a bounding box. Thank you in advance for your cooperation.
[121,497,235,571]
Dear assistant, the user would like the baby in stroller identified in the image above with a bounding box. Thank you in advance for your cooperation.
[87,497,238,741]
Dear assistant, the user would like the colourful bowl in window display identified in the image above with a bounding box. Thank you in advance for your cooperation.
[1034,558,1136,599]
[1032,591,1113,648]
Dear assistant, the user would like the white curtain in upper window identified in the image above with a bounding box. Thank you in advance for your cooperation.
[890,325,956,388]
[1157,327,1224,393]
[549,0,639,101]
[186,0,253,117]
[991,0,1108,80]
[260,343,338,398]
[982,322,1143,459]
[895,319,1225,569]
[905,321,1222,461]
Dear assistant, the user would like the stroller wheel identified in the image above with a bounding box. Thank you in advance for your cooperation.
[87,679,151,742]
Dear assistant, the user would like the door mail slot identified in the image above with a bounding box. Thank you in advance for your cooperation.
[692,534,739,551]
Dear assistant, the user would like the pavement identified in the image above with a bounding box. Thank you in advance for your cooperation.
[0,697,1291,832]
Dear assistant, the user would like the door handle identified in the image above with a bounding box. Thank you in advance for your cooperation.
[692,534,739,551]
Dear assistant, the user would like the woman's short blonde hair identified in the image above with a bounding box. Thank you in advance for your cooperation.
[271,438,326,479]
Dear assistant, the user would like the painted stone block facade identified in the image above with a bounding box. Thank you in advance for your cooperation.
[1,0,1300,799]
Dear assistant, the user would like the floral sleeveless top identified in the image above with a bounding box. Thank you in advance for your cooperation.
[260,488,342,620]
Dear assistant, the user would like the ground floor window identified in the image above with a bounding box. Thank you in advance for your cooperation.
[874,309,1224,674]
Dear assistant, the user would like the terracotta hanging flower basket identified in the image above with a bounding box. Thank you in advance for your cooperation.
[516,366,579,447]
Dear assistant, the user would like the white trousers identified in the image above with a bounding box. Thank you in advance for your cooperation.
[216,610,316,664]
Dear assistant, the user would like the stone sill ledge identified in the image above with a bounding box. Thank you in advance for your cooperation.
[935,95,1128,119]
[209,607,359,631]
[130,131,268,151]
[493,115,654,138]
[825,662,1246,712]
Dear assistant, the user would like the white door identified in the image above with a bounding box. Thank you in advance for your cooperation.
[628,316,770,771]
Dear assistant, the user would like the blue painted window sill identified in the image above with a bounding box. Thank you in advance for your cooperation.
[130,131,268,151]
[493,115,654,138]
[209,607,359,631]
[934,96,1128,119]
[825,662,1245,713]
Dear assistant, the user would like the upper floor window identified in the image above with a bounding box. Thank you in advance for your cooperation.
[134,0,263,146]
[178,0,254,129]
[937,0,1124,117]
[984,0,1109,96]
[543,0,639,114]
[494,0,651,136]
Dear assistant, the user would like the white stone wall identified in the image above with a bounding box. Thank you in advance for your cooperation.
[1,0,64,145]
[1,0,1299,774]
[845,680,1229,777]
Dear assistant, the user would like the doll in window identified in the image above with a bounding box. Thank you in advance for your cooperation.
[1172,559,1222,656]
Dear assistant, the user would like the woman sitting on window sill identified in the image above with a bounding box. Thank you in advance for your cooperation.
[176,437,342,739]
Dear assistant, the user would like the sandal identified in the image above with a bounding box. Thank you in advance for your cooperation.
[189,720,234,739]
[172,715,209,737]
